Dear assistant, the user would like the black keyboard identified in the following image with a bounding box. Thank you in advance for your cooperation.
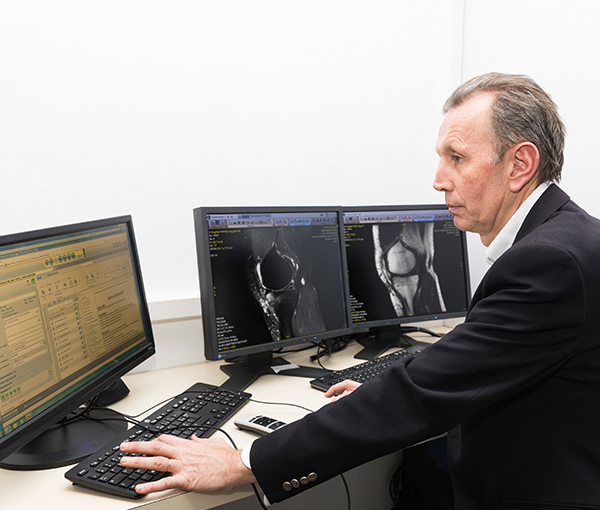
[65,382,251,498]
[310,346,426,392]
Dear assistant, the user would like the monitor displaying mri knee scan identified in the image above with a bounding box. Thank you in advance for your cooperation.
[343,205,471,358]
[194,206,352,391]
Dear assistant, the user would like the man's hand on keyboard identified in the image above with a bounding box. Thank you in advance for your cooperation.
[324,380,362,402]
[119,434,256,495]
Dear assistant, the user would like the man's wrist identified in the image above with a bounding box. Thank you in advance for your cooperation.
[234,447,257,486]
[238,444,270,506]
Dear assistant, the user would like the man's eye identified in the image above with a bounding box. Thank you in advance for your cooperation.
[452,155,463,164]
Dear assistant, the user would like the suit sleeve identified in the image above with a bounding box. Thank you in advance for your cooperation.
[250,240,587,503]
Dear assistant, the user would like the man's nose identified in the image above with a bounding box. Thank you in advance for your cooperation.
[433,161,450,192]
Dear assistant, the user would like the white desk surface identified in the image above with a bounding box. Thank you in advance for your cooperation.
[0,331,443,510]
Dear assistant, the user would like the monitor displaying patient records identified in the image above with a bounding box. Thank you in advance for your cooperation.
[194,206,352,391]
[0,216,155,469]
[343,204,471,357]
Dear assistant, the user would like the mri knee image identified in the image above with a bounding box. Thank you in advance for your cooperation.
[244,227,326,341]
[372,222,446,318]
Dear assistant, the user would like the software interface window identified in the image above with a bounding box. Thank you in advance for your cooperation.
[0,225,147,440]
[205,211,349,356]
[344,208,470,324]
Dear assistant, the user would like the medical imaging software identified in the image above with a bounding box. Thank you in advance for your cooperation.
[344,209,470,324]
[206,212,348,355]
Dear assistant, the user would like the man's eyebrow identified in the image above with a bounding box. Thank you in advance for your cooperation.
[443,136,469,152]
[436,140,462,155]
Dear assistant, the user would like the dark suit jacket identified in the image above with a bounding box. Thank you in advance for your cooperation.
[251,184,600,509]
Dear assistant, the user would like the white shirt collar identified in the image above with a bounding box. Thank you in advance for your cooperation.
[485,181,551,266]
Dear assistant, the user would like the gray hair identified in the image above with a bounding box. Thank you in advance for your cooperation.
[443,73,566,184]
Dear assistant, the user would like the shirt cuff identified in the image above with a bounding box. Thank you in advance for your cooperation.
[241,443,253,470]
[241,443,271,507]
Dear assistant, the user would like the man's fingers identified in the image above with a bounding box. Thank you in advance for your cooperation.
[120,452,169,472]
[133,474,181,495]
[152,433,199,447]
[324,380,361,399]
[120,435,179,458]
[324,381,347,398]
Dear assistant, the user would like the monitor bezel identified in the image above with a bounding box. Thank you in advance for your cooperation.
[342,203,472,332]
[0,215,156,464]
[194,205,353,362]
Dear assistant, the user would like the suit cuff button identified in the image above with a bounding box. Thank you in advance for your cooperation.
[308,472,318,482]
[282,481,292,492]
[291,479,300,488]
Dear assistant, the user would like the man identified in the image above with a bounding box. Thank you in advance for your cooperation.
[121,73,600,508]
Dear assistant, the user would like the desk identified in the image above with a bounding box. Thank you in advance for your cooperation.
[0,331,443,510]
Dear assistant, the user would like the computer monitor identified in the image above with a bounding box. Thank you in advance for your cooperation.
[194,206,352,391]
[0,216,155,470]
[343,205,471,359]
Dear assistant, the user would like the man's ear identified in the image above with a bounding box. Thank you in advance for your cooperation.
[509,142,540,192]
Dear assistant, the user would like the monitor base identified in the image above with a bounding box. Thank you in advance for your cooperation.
[354,326,436,360]
[219,351,330,392]
[0,408,128,471]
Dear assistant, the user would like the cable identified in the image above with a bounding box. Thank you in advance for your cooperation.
[58,394,104,425]
[248,398,315,414]
[340,473,352,510]
[397,325,442,338]
[311,336,355,369]
[275,341,323,354]
[389,464,402,503]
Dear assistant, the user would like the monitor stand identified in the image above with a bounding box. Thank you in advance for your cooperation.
[0,379,130,471]
[219,351,330,392]
[354,326,428,360]
[0,408,128,471]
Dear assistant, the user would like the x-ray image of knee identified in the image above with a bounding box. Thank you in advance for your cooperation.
[244,227,326,342]
[373,222,446,317]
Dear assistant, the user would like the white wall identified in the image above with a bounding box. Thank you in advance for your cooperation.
[2,1,598,370]
[0,1,458,304]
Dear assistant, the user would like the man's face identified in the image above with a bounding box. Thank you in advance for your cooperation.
[433,93,513,246]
